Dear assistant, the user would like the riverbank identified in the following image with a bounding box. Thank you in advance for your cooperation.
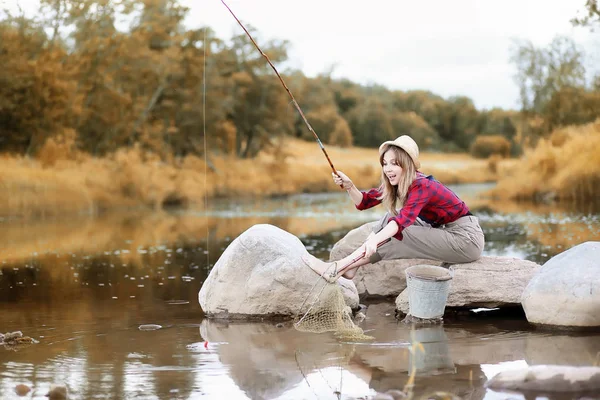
[0,138,510,220]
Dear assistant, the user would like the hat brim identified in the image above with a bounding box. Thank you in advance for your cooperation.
[379,141,421,169]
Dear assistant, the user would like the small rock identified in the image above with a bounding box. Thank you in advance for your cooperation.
[138,324,162,331]
[385,389,407,399]
[15,384,31,396]
[424,392,461,400]
[354,312,366,323]
[2,331,38,348]
[275,323,284,328]
[4,331,24,341]
[46,384,68,399]
[401,314,443,325]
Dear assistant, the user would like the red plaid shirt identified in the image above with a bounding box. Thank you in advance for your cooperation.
[356,172,471,240]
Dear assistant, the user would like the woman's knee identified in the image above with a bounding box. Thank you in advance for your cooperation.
[460,238,484,263]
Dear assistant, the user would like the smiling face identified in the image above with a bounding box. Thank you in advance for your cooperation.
[381,148,404,186]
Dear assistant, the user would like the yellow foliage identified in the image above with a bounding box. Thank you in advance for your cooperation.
[470,135,511,159]
[488,119,600,202]
[1,137,500,219]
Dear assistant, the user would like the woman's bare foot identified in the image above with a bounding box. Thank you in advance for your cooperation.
[301,253,338,282]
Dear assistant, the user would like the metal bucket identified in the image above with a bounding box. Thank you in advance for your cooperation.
[405,265,453,319]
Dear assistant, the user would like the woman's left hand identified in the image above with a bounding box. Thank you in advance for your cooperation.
[363,237,379,259]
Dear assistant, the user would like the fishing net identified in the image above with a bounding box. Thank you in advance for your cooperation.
[293,279,373,342]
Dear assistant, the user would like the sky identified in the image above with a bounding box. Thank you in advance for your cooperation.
[4,0,599,110]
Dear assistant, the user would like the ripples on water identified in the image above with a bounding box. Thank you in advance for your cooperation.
[1,184,599,399]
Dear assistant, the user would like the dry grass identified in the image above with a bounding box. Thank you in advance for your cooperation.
[0,138,504,220]
[486,119,600,203]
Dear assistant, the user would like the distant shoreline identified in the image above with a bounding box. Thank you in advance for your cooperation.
[0,138,505,221]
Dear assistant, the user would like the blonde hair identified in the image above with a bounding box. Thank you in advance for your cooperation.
[378,144,417,215]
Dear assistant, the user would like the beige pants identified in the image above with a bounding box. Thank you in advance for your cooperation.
[370,213,485,264]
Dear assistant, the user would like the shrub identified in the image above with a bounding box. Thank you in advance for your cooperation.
[470,135,511,159]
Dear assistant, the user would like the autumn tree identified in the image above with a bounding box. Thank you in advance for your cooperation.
[571,0,600,27]
[511,36,586,116]
[0,12,79,154]
[286,73,353,146]
[390,111,439,149]
[346,96,395,148]
[222,30,294,158]
[544,86,600,130]
[510,36,587,142]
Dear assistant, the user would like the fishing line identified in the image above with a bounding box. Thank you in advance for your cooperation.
[203,26,210,270]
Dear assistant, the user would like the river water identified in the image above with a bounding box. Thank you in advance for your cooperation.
[1,184,599,399]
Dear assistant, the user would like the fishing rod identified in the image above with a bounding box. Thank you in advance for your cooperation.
[220,0,342,186]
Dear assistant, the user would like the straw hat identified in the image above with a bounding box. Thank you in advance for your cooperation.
[378,135,421,169]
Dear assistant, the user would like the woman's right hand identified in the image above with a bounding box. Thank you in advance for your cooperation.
[332,171,354,190]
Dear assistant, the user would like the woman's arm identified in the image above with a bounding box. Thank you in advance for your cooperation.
[363,220,399,258]
[345,185,364,207]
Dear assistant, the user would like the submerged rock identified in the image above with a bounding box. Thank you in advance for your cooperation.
[486,365,600,393]
[14,384,31,396]
[3,331,24,342]
[46,384,68,399]
[1,331,38,349]
[138,324,162,331]
[522,241,600,328]
[199,224,359,319]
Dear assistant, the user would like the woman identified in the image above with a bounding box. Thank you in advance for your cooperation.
[302,135,485,283]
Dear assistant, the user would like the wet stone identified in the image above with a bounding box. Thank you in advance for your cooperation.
[138,324,162,331]
[46,384,68,399]
[15,384,31,396]
[354,311,366,323]
[400,314,443,325]
[1,331,38,349]
[3,331,23,341]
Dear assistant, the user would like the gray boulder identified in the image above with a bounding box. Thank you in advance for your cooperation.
[522,241,600,328]
[198,224,359,319]
[395,256,540,314]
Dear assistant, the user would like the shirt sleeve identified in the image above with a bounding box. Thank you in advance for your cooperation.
[355,188,383,210]
[387,179,432,240]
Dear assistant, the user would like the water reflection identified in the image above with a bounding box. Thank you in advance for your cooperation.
[409,326,456,376]
[197,303,600,400]
[1,185,600,399]
[198,319,375,399]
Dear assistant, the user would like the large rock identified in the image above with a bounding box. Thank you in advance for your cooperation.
[521,241,600,328]
[330,222,441,297]
[394,256,540,314]
[199,224,359,319]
